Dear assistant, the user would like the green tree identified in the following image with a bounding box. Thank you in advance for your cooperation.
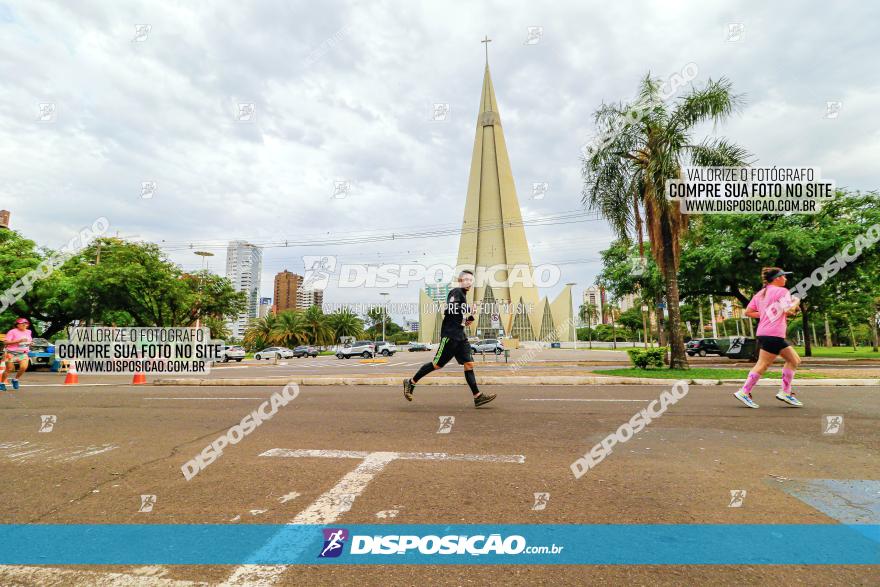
[582,75,751,368]
[677,191,880,355]
[302,305,334,346]
[326,308,364,343]
[578,302,599,348]
[244,314,278,352]
[203,315,231,341]
[270,310,309,348]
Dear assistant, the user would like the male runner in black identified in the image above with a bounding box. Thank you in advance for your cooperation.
[403,270,496,407]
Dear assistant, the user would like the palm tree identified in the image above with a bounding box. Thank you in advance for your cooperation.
[302,305,334,346]
[607,302,620,350]
[326,308,364,343]
[270,310,309,348]
[578,303,599,349]
[203,315,231,341]
[582,74,751,368]
[244,314,278,352]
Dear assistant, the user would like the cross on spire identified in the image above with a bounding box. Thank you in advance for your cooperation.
[481,35,492,65]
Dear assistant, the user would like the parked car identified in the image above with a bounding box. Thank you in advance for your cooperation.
[336,340,376,359]
[292,345,319,358]
[374,341,397,356]
[686,338,724,357]
[408,342,431,352]
[470,339,505,355]
[27,338,55,370]
[254,347,294,360]
[220,345,245,362]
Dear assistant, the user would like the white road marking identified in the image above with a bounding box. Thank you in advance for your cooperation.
[224,448,525,585]
[0,441,118,463]
[13,383,118,387]
[143,397,263,401]
[278,491,300,504]
[521,398,649,402]
[0,566,201,586]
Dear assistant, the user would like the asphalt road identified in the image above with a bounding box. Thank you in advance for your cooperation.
[0,380,878,585]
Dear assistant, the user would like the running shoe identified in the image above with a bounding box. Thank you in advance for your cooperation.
[734,389,759,408]
[474,392,497,408]
[403,378,415,401]
[775,391,803,407]
[0,383,6,391]
[11,379,20,390]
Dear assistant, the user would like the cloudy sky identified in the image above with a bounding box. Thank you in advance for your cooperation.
[1,0,877,322]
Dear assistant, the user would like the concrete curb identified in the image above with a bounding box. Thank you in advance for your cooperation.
[153,375,880,387]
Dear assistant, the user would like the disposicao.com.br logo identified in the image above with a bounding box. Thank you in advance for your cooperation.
[318,528,563,558]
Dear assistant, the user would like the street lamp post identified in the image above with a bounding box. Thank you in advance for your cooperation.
[566,283,576,350]
[193,251,214,329]
[379,292,389,342]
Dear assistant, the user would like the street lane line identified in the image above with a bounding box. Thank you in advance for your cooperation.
[224,448,525,585]
[143,397,263,400]
[12,383,118,387]
[522,398,649,402]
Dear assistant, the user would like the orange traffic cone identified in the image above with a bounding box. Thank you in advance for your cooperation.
[132,372,147,385]
[64,363,79,385]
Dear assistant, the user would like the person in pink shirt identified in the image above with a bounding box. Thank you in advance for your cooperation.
[734,267,803,408]
[1,318,33,391]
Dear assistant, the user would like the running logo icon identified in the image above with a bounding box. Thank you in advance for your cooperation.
[532,492,550,511]
[39,415,57,433]
[138,494,156,513]
[303,255,336,289]
[728,490,747,508]
[437,416,455,434]
[319,528,349,558]
[822,415,844,435]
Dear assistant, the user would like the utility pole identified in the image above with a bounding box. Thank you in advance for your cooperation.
[708,295,718,338]
[698,300,705,338]
[380,292,389,342]
[193,251,215,329]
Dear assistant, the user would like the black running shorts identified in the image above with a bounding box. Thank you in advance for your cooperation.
[432,337,474,367]
[757,335,790,355]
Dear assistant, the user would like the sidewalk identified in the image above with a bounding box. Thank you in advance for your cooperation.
[154,375,880,387]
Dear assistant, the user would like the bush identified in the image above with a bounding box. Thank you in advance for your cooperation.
[626,347,667,369]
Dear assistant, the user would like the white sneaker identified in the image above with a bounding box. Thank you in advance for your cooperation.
[775,391,803,407]
[734,389,759,408]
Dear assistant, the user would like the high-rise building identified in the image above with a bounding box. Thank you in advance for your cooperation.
[273,270,324,312]
[419,55,573,342]
[616,292,640,314]
[582,286,605,327]
[225,241,262,338]
[258,297,273,318]
[297,287,324,310]
[274,271,303,313]
[405,319,420,333]
[0,209,9,229]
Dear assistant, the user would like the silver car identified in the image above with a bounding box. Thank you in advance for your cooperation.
[470,339,505,355]
[254,347,294,360]
[336,340,376,359]
[221,345,246,362]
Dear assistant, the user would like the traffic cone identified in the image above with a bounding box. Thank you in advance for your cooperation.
[64,363,79,385]
[132,372,147,385]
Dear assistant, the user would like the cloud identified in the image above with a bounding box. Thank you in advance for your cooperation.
[0,0,876,318]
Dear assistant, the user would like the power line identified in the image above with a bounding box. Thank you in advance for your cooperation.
[157,210,604,252]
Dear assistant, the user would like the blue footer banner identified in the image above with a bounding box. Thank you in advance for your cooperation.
[0,524,877,565]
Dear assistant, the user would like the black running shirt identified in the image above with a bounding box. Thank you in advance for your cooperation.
[440,287,472,341]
